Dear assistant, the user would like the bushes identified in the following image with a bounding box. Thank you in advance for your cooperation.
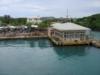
[74,14,100,31]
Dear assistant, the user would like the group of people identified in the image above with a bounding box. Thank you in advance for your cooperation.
[0,25,48,38]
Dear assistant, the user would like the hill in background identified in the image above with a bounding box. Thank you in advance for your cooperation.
[74,14,100,31]
[0,14,100,31]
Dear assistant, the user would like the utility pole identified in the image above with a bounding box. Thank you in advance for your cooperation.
[67,9,69,19]
[66,9,69,22]
[66,9,72,22]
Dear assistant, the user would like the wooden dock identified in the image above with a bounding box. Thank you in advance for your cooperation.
[49,37,63,46]
[0,32,99,48]
[91,39,100,48]
[49,36,100,48]
[49,37,90,46]
[0,32,48,40]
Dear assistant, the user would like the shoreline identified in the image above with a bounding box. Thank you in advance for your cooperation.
[0,36,48,40]
[0,31,99,48]
[0,35,99,48]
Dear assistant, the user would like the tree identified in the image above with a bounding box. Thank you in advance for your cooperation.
[89,17,96,29]
[38,20,52,28]
[3,15,11,24]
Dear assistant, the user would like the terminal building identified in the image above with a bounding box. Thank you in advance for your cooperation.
[27,17,42,24]
[48,22,91,45]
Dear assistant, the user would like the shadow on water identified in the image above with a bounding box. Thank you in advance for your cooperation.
[29,38,53,48]
[0,38,53,48]
[52,46,88,59]
[0,38,89,58]
[0,39,29,47]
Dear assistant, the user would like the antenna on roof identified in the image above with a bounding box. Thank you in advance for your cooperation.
[66,9,69,22]
[67,9,69,19]
[66,9,72,23]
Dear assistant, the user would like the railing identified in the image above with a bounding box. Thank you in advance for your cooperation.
[0,32,48,39]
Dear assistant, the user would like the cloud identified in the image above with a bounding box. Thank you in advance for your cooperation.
[91,0,100,7]
[0,0,100,17]
[0,0,21,5]
[0,0,47,17]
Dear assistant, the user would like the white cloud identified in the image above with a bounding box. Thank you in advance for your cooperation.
[0,0,47,13]
[0,0,100,17]
[91,0,100,7]
[0,0,21,5]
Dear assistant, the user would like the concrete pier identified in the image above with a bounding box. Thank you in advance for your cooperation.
[49,36,100,48]
[91,40,100,48]
[49,36,90,46]
[0,32,48,40]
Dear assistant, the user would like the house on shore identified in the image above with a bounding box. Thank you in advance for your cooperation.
[27,17,42,24]
[48,22,91,45]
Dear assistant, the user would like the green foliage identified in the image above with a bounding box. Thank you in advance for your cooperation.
[0,15,27,26]
[0,14,100,31]
[38,20,52,28]
[74,14,100,31]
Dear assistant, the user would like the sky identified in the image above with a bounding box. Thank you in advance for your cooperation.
[0,0,100,18]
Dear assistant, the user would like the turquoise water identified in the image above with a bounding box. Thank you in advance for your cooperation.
[92,31,100,40]
[0,32,100,75]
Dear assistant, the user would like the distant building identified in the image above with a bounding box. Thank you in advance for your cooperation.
[27,17,42,24]
[48,22,91,45]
